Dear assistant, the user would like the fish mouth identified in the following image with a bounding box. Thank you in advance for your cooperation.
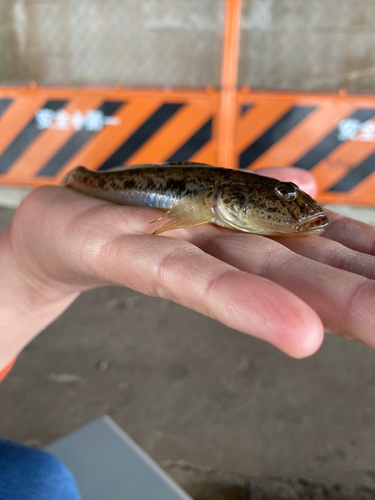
[293,213,329,234]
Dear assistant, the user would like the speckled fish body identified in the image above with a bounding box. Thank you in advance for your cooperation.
[62,163,329,236]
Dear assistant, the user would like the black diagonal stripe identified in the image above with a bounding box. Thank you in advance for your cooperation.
[0,100,67,174]
[241,104,252,115]
[167,119,212,162]
[329,151,375,192]
[37,101,125,177]
[99,103,184,171]
[0,99,12,117]
[294,109,375,171]
[239,106,315,169]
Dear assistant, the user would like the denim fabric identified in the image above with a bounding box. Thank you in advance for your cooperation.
[0,438,80,500]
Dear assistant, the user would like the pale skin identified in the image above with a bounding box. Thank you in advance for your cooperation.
[1,166,375,372]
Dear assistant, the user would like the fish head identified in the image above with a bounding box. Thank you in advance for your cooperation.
[215,178,329,236]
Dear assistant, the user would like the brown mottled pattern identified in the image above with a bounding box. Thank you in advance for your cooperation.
[62,163,329,235]
[63,163,268,207]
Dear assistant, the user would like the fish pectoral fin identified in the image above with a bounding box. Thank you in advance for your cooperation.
[152,193,213,235]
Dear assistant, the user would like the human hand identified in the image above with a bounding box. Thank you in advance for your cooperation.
[4,166,375,360]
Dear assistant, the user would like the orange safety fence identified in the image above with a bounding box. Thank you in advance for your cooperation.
[1,86,375,206]
[0,0,375,207]
[237,90,375,207]
[0,87,219,188]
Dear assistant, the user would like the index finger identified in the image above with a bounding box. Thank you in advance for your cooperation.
[322,209,375,255]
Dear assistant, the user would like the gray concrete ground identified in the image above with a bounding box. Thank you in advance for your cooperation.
[1,200,375,499]
[163,462,375,500]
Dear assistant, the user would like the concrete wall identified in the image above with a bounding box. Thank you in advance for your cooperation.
[1,0,375,92]
[0,0,222,87]
[240,0,375,92]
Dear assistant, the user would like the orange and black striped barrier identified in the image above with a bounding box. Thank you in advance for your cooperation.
[0,87,218,188]
[1,86,375,207]
[1,0,375,207]
[237,90,375,206]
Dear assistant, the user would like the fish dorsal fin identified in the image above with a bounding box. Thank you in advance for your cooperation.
[106,162,216,172]
[162,161,215,167]
[151,189,215,235]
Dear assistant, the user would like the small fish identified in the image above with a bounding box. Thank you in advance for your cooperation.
[62,162,329,236]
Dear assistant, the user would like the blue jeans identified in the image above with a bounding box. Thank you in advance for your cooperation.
[0,438,80,500]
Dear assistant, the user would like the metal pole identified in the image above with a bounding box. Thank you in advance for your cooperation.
[217,0,243,169]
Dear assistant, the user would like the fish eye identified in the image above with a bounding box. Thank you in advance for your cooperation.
[274,182,297,201]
